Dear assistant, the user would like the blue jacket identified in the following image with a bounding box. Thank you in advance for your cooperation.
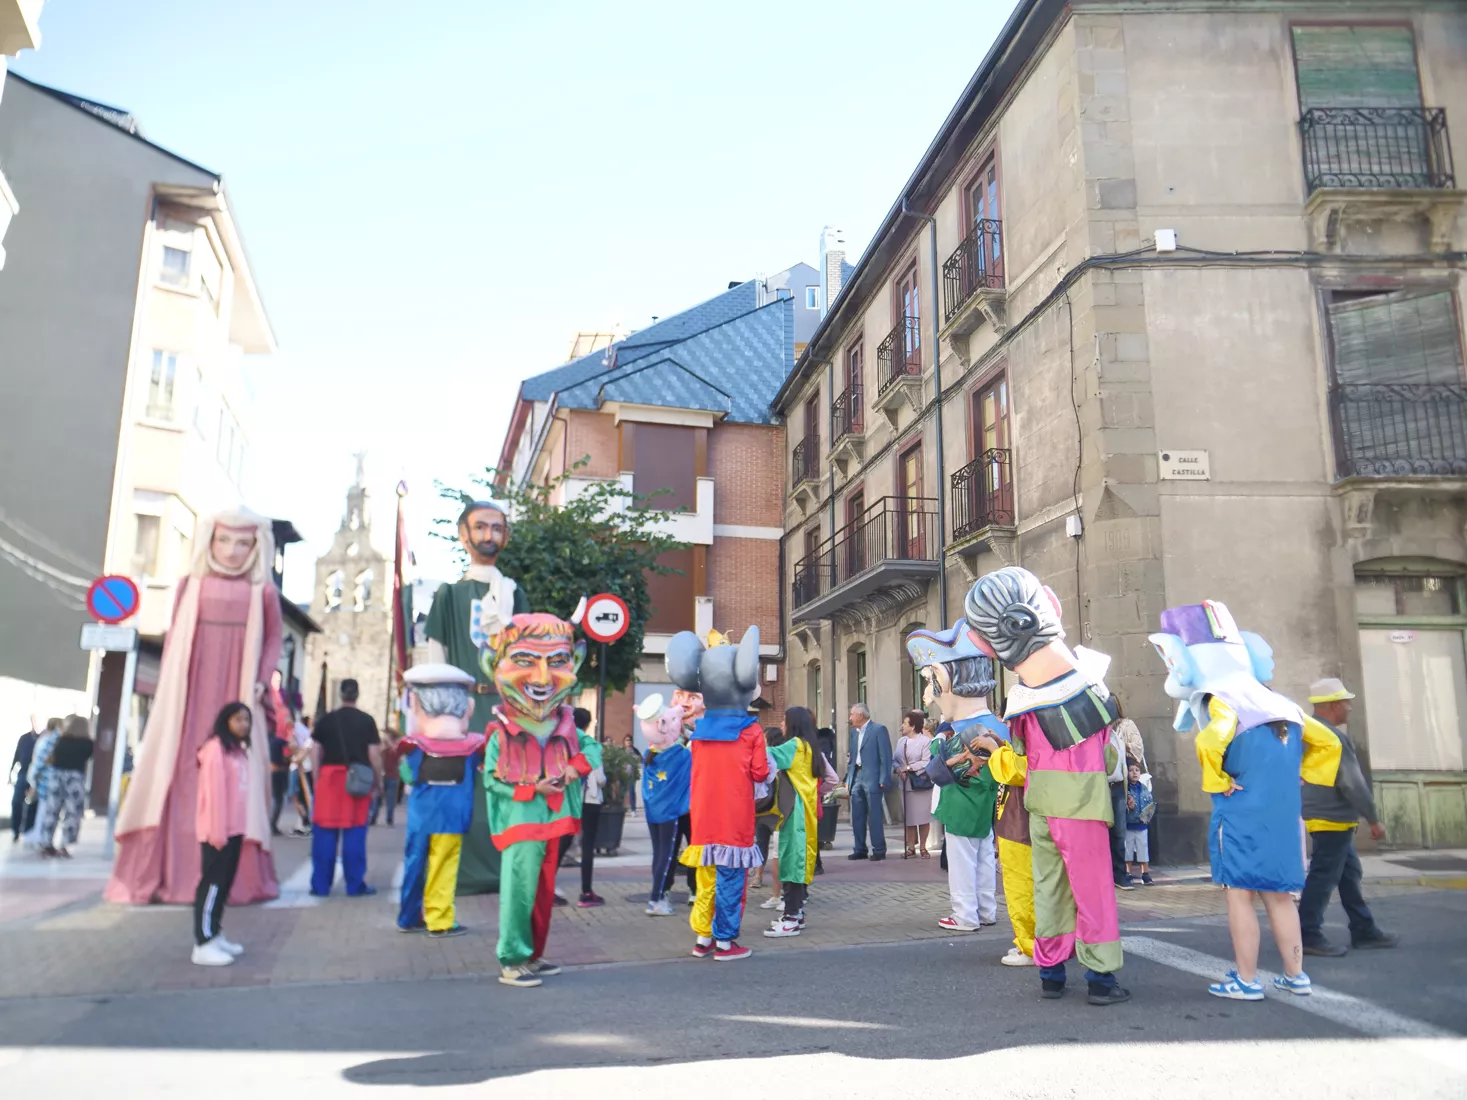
[401,747,480,836]
[846,721,892,790]
[642,742,691,824]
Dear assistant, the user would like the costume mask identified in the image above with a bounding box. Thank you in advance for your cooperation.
[488,613,585,724]
[1148,600,1296,733]
[670,689,705,728]
[963,566,1064,671]
[210,524,259,575]
[459,502,509,566]
[636,694,685,751]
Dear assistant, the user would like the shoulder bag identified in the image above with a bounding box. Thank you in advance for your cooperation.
[334,718,376,798]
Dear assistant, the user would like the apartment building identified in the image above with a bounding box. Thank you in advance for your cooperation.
[0,1,47,270]
[0,75,276,800]
[496,269,818,744]
[775,0,1467,858]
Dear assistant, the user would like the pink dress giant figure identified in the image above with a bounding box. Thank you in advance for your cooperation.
[105,512,281,904]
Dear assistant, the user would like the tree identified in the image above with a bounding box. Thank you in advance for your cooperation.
[436,461,688,694]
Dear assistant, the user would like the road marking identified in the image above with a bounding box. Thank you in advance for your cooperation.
[714,1014,896,1030]
[263,858,321,909]
[1124,935,1457,1041]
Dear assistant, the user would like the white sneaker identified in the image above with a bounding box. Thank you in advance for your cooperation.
[216,935,244,957]
[763,917,802,938]
[1001,946,1035,967]
[938,915,980,932]
[652,897,675,916]
[191,940,235,967]
[759,895,782,909]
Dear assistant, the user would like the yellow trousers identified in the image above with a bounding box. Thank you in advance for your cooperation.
[425,834,462,932]
[998,836,1035,958]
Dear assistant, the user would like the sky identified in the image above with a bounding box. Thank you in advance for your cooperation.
[12,0,1012,603]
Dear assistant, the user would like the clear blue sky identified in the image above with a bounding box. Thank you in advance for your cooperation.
[13,0,1011,601]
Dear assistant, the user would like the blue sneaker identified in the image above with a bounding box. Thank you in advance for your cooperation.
[1208,969,1264,1001]
[1273,972,1312,997]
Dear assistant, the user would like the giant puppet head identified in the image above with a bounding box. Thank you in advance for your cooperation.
[458,499,510,567]
[190,509,274,584]
[665,626,761,712]
[1148,600,1300,733]
[905,619,997,723]
[485,613,586,726]
[636,693,686,751]
[403,664,476,740]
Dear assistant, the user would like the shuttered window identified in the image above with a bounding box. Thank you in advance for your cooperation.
[1329,291,1463,386]
[1292,25,1422,110]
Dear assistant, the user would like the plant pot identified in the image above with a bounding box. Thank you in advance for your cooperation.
[594,804,627,855]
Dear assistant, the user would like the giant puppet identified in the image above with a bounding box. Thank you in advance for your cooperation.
[906,620,1033,967]
[425,499,532,894]
[667,626,769,962]
[962,567,1128,1006]
[1150,600,1341,1000]
[107,511,281,905]
[482,613,601,988]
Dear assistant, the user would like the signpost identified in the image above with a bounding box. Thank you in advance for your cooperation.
[582,593,630,738]
[83,574,141,859]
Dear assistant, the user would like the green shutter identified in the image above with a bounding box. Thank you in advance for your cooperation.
[1293,26,1423,111]
[1330,292,1463,386]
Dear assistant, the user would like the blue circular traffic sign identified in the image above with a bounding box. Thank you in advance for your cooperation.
[86,575,140,624]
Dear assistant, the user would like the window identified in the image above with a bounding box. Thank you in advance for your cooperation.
[965,155,1003,273]
[901,623,926,713]
[852,648,868,705]
[353,569,374,612]
[324,570,344,612]
[195,238,223,312]
[805,286,819,310]
[845,342,863,394]
[1292,25,1423,112]
[803,393,820,446]
[160,246,190,288]
[1355,569,1467,772]
[147,351,179,421]
[896,264,920,368]
[899,443,925,558]
[192,367,207,438]
[157,217,196,289]
[807,662,822,725]
[844,487,866,576]
[132,514,161,578]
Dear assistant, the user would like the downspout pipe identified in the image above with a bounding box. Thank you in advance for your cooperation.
[902,197,949,625]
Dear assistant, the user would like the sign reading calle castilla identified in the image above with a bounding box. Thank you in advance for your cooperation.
[1158,449,1211,481]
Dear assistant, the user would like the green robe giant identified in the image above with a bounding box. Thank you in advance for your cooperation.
[424,567,531,893]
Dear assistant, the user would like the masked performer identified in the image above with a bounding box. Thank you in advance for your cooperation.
[425,499,532,895]
[964,567,1127,1005]
[638,695,692,916]
[483,613,599,988]
[107,511,280,905]
[667,627,769,962]
[1150,601,1341,1001]
[396,665,487,937]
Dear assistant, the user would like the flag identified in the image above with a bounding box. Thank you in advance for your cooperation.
[392,481,411,675]
[313,660,328,723]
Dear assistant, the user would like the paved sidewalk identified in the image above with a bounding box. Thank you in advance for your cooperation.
[0,814,1457,1000]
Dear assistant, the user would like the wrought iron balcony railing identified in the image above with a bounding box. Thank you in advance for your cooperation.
[1331,383,1467,478]
[950,449,1015,541]
[792,435,820,485]
[833,382,863,442]
[791,496,940,609]
[1300,107,1455,193]
[942,219,1005,325]
[876,315,922,396]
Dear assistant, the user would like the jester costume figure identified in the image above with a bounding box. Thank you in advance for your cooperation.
[965,567,1129,1006]
[424,500,532,895]
[482,614,601,988]
[1150,601,1341,1000]
[395,665,486,936]
[667,628,770,961]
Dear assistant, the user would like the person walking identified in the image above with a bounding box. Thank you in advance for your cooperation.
[192,703,253,966]
[9,721,39,843]
[1299,678,1397,956]
[309,679,382,897]
[370,727,407,827]
[621,733,639,815]
[574,708,608,908]
[289,715,314,836]
[37,716,92,857]
[24,718,61,850]
[844,703,891,861]
[894,710,934,859]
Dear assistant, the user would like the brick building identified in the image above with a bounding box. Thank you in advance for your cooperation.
[774,0,1467,858]
[496,267,821,745]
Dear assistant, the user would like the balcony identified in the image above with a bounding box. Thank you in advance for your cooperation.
[873,315,923,426]
[791,435,821,512]
[830,382,865,476]
[948,449,1017,576]
[939,220,1006,359]
[1299,107,1463,253]
[1329,383,1467,541]
[791,496,941,624]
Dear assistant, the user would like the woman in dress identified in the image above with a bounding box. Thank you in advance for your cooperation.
[24,717,61,851]
[106,510,281,905]
[894,709,934,858]
[37,716,92,857]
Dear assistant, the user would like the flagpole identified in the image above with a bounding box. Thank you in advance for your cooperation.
[387,480,411,732]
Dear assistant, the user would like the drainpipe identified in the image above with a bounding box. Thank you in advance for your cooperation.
[902,198,949,625]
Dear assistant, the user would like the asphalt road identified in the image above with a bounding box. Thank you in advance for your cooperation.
[4,889,1466,1099]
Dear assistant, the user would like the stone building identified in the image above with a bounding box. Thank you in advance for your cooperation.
[304,464,394,729]
[774,0,1467,858]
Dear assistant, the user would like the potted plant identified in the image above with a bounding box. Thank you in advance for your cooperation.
[594,742,642,855]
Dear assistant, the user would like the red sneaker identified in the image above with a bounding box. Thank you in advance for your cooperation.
[714,942,752,962]
[691,940,715,959]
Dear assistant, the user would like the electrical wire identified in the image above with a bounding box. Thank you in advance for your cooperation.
[0,532,92,588]
[0,503,100,574]
[0,545,88,610]
[1063,289,1083,631]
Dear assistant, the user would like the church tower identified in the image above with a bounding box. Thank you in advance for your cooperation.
[304,457,394,727]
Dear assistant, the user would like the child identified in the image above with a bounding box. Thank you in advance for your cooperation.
[639,696,691,916]
[192,702,252,967]
[1124,761,1156,886]
[763,706,822,938]
[397,665,487,938]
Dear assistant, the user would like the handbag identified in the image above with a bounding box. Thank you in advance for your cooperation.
[908,771,934,791]
[334,720,376,798]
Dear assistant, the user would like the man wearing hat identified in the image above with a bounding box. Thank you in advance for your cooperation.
[1299,678,1397,956]
[425,500,532,893]
[396,665,487,937]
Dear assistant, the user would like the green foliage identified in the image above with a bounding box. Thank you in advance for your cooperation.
[599,742,643,808]
[435,459,687,694]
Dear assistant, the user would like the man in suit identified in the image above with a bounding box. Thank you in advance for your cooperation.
[845,703,891,861]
